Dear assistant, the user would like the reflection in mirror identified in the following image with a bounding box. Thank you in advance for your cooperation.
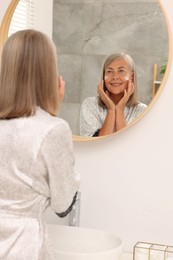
[80,53,147,137]
[7,0,168,138]
[53,0,168,136]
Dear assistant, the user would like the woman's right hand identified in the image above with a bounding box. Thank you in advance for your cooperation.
[97,81,116,136]
[97,81,115,111]
[58,75,65,104]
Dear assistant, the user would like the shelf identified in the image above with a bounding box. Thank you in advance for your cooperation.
[154,80,161,84]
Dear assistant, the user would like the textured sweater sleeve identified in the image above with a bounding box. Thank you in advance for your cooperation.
[40,120,80,214]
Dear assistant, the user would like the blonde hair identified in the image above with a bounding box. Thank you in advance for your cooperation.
[0,29,59,119]
[100,53,139,107]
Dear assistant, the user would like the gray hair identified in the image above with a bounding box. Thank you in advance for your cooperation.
[99,53,139,107]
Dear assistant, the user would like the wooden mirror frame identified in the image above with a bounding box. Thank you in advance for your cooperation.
[0,0,172,142]
[0,0,19,50]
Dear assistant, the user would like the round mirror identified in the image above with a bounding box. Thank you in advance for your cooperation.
[53,0,169,140]
[0,0,170,141]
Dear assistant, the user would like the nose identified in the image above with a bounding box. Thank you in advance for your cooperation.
[112,73,119,80]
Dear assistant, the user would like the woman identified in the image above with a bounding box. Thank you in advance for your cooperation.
[80,53,147,137]
[0,30,80,259]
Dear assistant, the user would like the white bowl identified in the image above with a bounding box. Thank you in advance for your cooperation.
[48,224,123,260]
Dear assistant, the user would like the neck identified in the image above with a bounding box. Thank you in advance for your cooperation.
[110,93,124,105]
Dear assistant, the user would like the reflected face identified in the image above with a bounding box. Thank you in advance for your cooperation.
[104,59,132,95]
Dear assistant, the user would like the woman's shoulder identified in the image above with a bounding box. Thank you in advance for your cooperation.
[35,107,71,135]
[82,96,98,105]
[81,96,101,109]
[136,102,147,109]
[128,101,147,115]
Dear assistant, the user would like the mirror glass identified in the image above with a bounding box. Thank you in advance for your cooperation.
[7,0,169,139]
[52,0,168,137]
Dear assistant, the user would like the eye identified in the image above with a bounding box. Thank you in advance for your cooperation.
[105,69,113,74]
[118,69,126,73]
[118,69,127,76]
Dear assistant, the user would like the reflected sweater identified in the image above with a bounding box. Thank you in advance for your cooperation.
[80,96,147,136]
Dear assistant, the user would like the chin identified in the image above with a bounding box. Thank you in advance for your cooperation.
[111,89,125,95]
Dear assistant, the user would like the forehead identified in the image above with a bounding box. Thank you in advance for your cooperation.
[106,58,129,70]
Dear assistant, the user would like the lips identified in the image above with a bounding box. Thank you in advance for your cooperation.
[110,82,122,87]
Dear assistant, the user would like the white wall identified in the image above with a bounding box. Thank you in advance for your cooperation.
[0,0,173,253]
[34,0,53,38]
[0,0,12,25]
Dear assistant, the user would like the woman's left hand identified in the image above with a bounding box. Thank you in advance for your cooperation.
[97,80,115,111]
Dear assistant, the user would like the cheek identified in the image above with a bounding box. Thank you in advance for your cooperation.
[104,75,109,81]
[104,75,110,87]
[123,77,129,89]
[124,76,129,88]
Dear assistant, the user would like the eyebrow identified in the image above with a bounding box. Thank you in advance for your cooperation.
[106,67,114,70]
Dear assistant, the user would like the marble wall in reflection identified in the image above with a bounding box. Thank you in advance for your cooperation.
[53,0,168,135]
